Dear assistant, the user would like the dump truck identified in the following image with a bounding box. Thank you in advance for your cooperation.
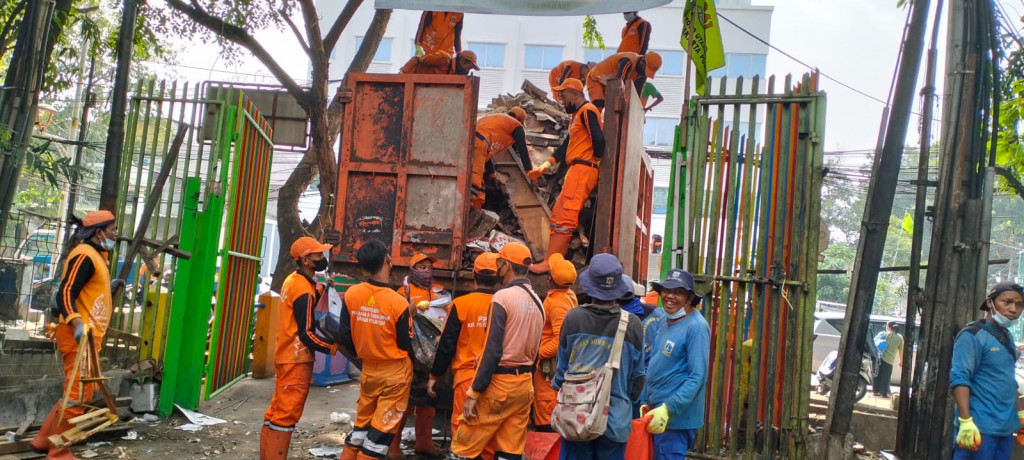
[328,72,653,295]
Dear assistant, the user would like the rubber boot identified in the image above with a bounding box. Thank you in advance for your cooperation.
[387,413,410,460]
[339,445,359,460]
[30,405,60,453]
[529,232,573,274]
[413,407,438,455]
[259,425,293,460]
[46,418,80,460]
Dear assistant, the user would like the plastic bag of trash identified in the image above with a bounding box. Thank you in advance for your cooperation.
[412,314,444,369]
[313,285,360,368]
[487,229,527,252]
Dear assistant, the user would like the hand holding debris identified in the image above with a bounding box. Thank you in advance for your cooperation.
[527,161,552,181]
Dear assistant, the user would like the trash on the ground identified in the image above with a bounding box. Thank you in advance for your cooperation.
[175,404,227,426]
[329,389,339,393]
[4,431,15,442]
[87,441,113,447]
[81,449,99,458]
[330,412,352,424]
[188,438,201,443]
[309,445,345,457]
[881,451,898,460]
[143,413,160,422]
[399,426,441,442]
[175,423,203,432]
[121,431,139,440]
[232,420,243,425]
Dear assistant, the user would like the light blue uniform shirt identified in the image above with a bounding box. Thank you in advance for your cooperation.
[950,319,1021,436]
[643,310,711,430]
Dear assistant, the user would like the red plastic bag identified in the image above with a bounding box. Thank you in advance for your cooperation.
[626,411,654,459]
[524,431,561,460]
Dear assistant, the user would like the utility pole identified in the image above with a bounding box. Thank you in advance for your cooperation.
[823,0,932,456]
[62,54,97,258]
[901,0,999,457]
[0,0,56,238]
[99,0,140,212]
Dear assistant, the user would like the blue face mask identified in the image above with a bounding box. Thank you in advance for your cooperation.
[993,311,1018,328]
[99,235,115,252]
[666,308,687,320]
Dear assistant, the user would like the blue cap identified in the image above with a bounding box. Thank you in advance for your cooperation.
[652,268,695,293]
[579,253,632,301]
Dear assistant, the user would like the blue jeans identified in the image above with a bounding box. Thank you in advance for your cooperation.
[652,429,698,459]
[560,435,626,460]
[952,433,1013,460]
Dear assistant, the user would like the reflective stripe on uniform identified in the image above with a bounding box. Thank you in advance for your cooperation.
[346,426,368,447]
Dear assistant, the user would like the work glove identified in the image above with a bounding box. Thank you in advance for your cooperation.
[73,322,87,344]
[527,160,552,181]
[956,417,982,450]
[646,404,671,434]
[416,300,430,310]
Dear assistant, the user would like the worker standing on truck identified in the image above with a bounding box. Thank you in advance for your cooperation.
[259,236,338,459]
[471,108,531,210]
[392,253,450,458]
[449,243,545,460]
[414,11,463,57]
[400,49,480,76]
[585,52,662,110]
[428,253,504,459]
[617,11,652,55]
[533,253,579,430]
[526,78,604,274]
[548,60,593,97]
[642,268,711,458]
[31,210,118,460]
[338,240,415,460]
[950,280,1024,459]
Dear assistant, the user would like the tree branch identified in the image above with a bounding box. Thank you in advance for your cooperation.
[164,0,307,105]
[323,0,362,55]
[348,8,392,73]
[280,8,311,57]
[995,165,1024,201]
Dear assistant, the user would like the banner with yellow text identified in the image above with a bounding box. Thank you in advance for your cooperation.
[681,0,726,95]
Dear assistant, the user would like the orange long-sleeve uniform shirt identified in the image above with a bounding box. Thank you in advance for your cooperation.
[473,114,530,191]
[400,51,459,75]
[548,60,588,92]
[533,287,578,426]
[415,11,464,56]
[430,290,494,431]
[549,101,605,234]
[585,52,645,103]
[617,17,651,54]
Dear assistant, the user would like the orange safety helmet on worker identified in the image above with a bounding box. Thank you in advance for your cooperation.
[471,110,531,210]
[526,78,605,274]
[548,60,592,97]
[585,51,662,109]
[617,12,652,54]
[400,49,480,75]
[533,253,579,428]
[260,236,338,460]
[449,243,545,459]
[31,210,117,460]
[338,239,415,460]
[414,11,463,56]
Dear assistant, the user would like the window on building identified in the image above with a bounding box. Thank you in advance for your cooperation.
[467,42,506,68]
[709,53,768,79]
[653,50,685,76]
[653,188,669,215]
[355,36,392,63]
[524,45,563,70]
[583,46,619,64]
[644,117,678,147]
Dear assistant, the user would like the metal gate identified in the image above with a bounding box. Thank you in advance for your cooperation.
[661,73,826,458]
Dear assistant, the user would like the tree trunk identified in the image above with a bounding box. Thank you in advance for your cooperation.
[269,8,392,292]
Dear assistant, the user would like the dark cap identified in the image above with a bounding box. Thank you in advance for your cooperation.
[652,268,695,293]
[981,280,1024,310]
[579,253,632,301]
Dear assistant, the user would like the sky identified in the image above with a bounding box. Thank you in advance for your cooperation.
[150,0,950,153]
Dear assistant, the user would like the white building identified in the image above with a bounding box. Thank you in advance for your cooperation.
[318,0,773,281]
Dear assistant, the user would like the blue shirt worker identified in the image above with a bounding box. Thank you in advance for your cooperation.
[642,268,711,458]
[951,280,1024,459]
[553,254,645,460]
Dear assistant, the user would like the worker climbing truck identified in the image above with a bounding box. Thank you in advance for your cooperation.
[327,72,653,295]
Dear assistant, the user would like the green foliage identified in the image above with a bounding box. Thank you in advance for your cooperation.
[583,15,604,50]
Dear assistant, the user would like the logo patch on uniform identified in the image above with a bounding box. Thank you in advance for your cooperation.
[992,347,1002,352]
[662,340,676,356]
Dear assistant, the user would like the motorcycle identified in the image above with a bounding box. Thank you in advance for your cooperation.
[815,350,874,402]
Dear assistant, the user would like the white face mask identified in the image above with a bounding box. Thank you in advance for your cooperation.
[993,311,1019,328]
[99,234,115,251]
[624,12,637,21]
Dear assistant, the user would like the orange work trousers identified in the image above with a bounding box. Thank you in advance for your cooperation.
[451,373,534,458]
[452,378,497,460]
[52,323,98,423]
[550,163,600,234]
[532,371,557,427]
[347,359,413,456]
[262,361,314,429]
[585,76,606,105]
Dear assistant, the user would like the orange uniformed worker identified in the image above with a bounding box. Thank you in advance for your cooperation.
[260,237,338,459]
[31,210,117,460]
[449,243,545,460]
[471,109,531,210]
[400,49,480,75]
[617,11,652,54]
[526,79,605,274]
[428,253,504,459]
[585,51,662,109]
[548,60,593,97]
[392,253,450,458]
[415,11,463,56]
[339,239,415,460]
[533,253,578,429]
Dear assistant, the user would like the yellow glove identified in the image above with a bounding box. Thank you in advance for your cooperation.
[527,160,552,181]
[646,404,670,434]
[416,300,430,310]
[956,417,981,450]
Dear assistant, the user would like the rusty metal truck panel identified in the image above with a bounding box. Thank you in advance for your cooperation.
[334,73,479,271]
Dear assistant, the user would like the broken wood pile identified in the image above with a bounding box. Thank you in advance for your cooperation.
[486,80,570,151]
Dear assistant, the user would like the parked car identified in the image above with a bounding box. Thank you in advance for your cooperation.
[15,229,58,282]
[812,311,918,387]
